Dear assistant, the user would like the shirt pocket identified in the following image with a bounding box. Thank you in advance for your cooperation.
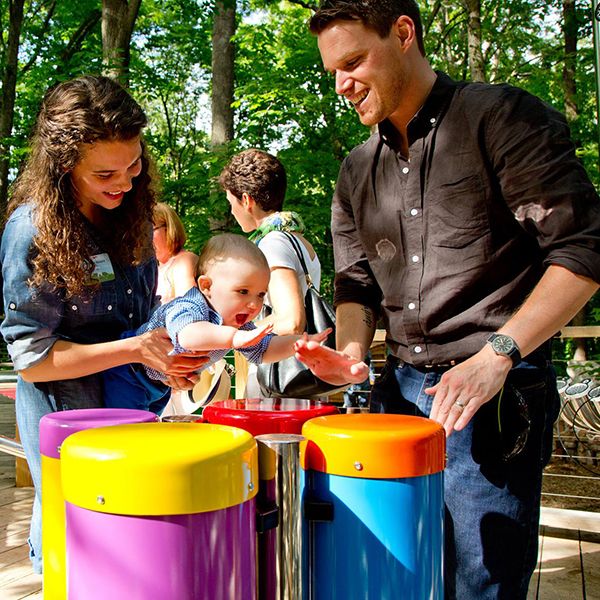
[65,282,119,322]
[427,174,490,250]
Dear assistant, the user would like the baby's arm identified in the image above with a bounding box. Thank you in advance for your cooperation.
[178,321,273,352]
[261,328,331,363]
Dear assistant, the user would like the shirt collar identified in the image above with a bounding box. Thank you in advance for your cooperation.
[378,71,458,150]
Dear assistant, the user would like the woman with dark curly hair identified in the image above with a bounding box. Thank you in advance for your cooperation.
[0,76,205,573]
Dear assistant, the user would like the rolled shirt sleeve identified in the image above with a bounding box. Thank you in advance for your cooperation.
[486,86,600,283]
[331,154,384,312]
[1,206,63,371]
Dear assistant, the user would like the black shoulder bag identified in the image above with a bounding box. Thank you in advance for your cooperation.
[256,232,345,398]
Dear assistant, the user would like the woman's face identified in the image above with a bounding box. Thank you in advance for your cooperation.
[226,190,256,233]
[70,136,143,224]
[152,222,171,263]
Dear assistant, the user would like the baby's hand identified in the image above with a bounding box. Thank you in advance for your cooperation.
[304,328,333,345]
[232,323,273,349]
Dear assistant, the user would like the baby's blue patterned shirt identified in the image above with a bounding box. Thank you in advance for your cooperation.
[137,287,273,381]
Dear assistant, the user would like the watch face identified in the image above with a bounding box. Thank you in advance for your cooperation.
[492,335,515,354]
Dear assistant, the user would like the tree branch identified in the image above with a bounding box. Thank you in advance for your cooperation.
[20,0,56,74]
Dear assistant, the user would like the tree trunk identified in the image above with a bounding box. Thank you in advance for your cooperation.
[0,0,26,219]
[101,0,142,85]
[211,0,236,147]
[562,0,578,124]
[463,0,486,82]
[562,0,586,364]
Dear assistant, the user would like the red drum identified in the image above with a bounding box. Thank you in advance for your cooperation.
[203,398,339,436]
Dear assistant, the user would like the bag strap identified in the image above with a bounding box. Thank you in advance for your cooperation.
[281,231,314,289]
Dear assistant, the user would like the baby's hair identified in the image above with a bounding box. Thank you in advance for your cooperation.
[198,233,269,276]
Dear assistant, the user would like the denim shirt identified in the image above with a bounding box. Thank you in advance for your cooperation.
[1,204,158,410]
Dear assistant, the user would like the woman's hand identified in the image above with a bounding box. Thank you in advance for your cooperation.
[294,338,369,385]
[163,374,199,390]
[137,328,208,375]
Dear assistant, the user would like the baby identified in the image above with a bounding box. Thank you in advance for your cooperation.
[103,233,330,412]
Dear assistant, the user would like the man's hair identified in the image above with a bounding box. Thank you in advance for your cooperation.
[198,233,270,276]
[153,202,187,255]
[309,0,425,56]
[219,149,287,213]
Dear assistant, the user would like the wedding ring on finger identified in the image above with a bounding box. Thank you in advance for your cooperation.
[454,400,467,410]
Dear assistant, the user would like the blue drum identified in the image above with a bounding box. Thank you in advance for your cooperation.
[301,414,445,599]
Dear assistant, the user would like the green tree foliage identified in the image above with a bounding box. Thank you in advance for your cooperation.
[2,0,598,322]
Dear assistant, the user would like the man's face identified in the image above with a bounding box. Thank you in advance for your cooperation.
[226,190,255,233]
[318,19,408,127]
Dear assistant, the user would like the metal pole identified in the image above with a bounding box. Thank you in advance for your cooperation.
[593,0,600,167]
[0,434,25,459]
[255,434,305,600]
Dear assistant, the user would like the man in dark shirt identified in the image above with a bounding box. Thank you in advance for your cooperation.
[296,1,600,598]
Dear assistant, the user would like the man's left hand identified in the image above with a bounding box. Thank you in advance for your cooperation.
[427,344,512,436]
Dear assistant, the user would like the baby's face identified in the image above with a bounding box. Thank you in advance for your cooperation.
[202,257,270,327]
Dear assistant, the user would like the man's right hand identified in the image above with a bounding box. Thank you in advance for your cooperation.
[294,339,369,385]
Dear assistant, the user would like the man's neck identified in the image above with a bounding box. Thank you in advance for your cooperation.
[387,65,437,157]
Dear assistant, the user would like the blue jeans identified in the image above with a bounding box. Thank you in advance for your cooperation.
[103,364,170,415]
[371,357,559,600]
[15,374,104,574]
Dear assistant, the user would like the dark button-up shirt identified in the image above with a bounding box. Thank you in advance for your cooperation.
[332,72,600,366]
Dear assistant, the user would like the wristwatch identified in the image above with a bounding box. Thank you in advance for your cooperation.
[487,333,521,367]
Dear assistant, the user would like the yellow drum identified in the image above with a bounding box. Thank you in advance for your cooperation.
[60,422,258,600]
[39,408,157,599]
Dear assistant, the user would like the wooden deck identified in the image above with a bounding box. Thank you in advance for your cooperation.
[0,482,41,598]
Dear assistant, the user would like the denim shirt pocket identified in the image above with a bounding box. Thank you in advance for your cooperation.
[62,281,119,325]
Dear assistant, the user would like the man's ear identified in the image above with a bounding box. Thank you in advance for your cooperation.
[198,275,212,295]
[393,15,415,50]
[241,192,256,211]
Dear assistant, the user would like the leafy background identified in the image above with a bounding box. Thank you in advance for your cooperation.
[1,0,598,370]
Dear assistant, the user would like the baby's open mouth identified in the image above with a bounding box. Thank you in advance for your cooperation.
[235,313,248,326]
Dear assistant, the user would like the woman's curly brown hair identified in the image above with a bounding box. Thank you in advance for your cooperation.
[7,76,158,298]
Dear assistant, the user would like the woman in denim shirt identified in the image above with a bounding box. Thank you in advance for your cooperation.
[0,76,205,574]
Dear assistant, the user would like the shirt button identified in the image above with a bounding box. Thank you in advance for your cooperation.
[414,346,423,354]
[127,289,132,294]
[408,302,416,310]
[128,313,134,319]
[402,167,409,174]
[107,305,113,311]
[411,255,420,263]
[8,302,16,310]
[410,208,419,216]
[430,117,436,124]
[71,305,78,311]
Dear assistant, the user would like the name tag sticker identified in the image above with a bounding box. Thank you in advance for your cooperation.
[90,253,115,283]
